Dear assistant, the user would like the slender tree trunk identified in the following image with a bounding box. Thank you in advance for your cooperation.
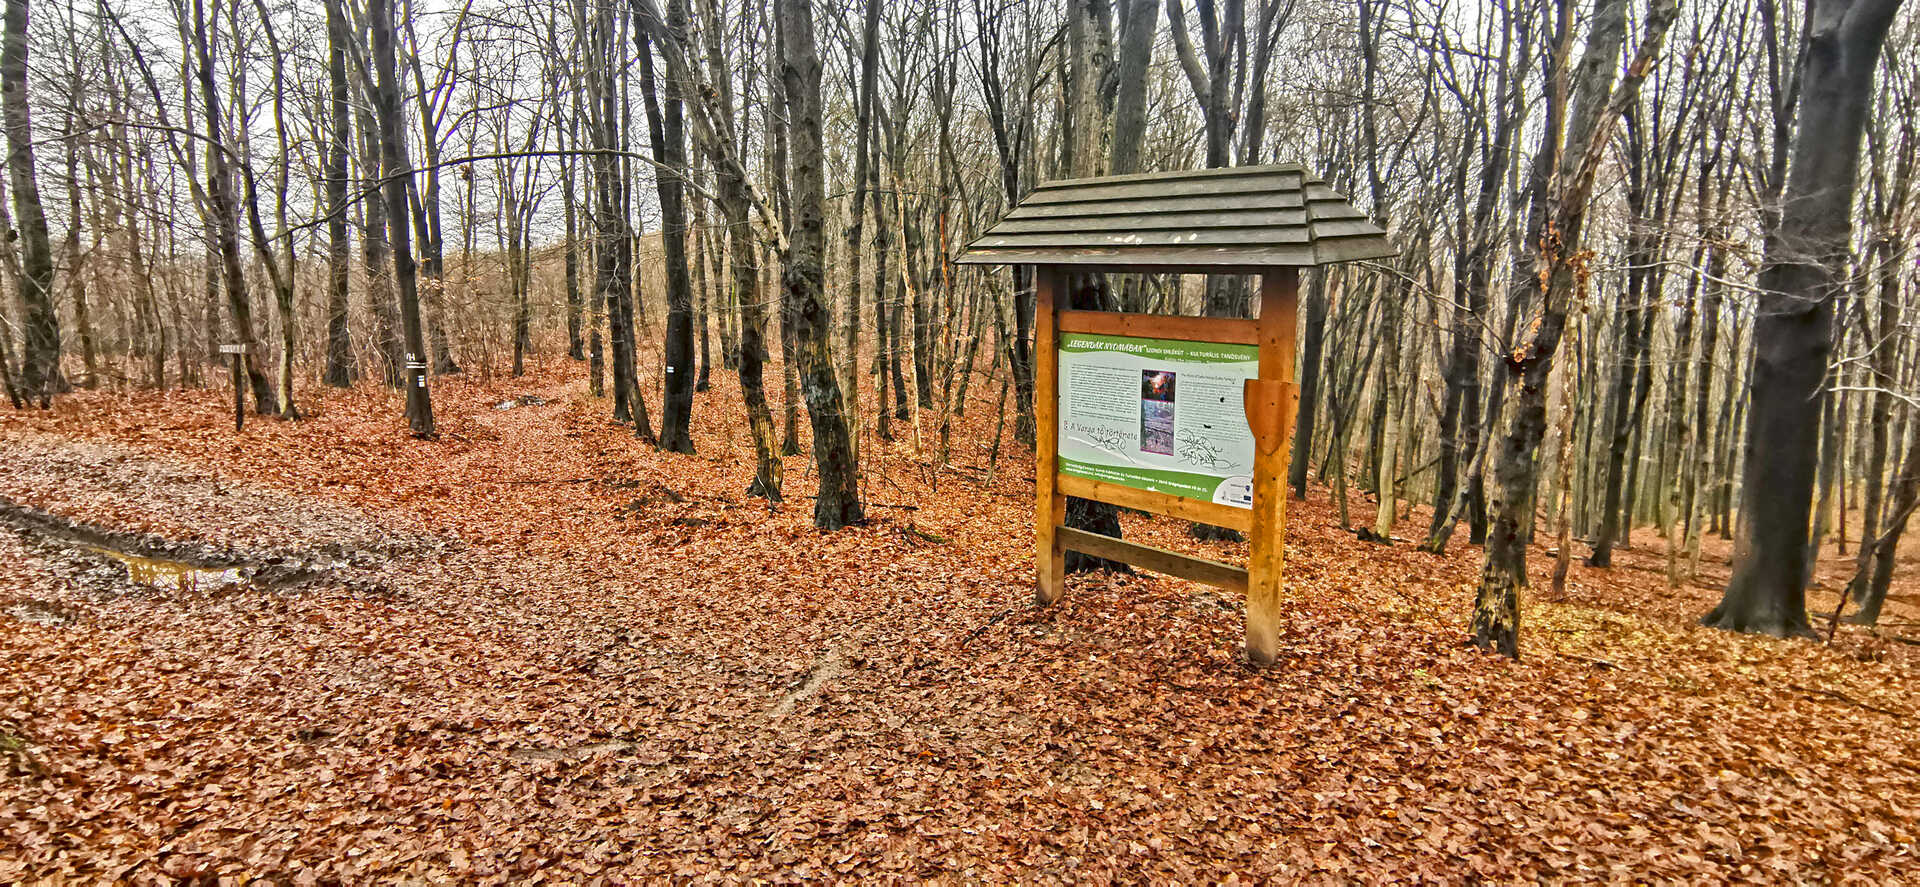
[5,0,60,405]
[322,0,352,388]
[370,0,433,435]
[190,0,274,415]
[358,99,401,389]
[1473,0,1677,657]
[1290,270,1328,498]
[1846,412,1920,624]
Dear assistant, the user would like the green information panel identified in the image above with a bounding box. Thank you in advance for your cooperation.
[1056,332,1259,508]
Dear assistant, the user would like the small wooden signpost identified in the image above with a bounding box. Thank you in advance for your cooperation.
[956,164,1394,665]
[218,343,249,432]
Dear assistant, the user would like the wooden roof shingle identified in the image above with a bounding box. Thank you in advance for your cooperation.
[956,164,1394,271]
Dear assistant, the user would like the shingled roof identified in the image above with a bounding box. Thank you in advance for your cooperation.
[956,163,1394,272]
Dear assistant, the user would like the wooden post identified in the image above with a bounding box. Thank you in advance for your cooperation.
[1245,269,1301,664]
[220,343,247,432]
[232,352,244,432]
[1033,266,1065,605]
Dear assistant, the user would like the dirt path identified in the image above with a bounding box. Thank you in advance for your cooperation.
[4,366,1918,881]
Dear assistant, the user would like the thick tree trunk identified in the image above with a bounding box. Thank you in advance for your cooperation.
[778,0,861,529]
[1706,0,1903,638]
[636,3,694,452]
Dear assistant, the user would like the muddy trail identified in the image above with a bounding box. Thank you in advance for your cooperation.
[3,365,1918,882]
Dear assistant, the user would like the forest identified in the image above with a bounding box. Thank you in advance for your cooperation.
[3,0,1918,880]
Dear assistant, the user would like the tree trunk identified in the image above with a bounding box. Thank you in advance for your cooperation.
[370,0,433,435]
[778,0,861,529]
[4,0,59,406]
[1846,412,1920,624]
[1289,270,1328,499]
[564,153,585,362]
[637,6,695,454]
[1472,0,1677,658]
[357,94,401,389]
[189,0,274,416]
[322,0,352,388]
[1706,0,1903,638]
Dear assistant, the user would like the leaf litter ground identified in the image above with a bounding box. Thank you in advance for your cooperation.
[2,362,1916,882]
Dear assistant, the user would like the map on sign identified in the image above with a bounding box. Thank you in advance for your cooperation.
[1056,332,1259,509]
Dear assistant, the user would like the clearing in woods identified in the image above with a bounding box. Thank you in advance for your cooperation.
[2,362,1917,881]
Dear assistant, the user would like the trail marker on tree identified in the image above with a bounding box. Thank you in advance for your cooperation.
[957,164,1393,665]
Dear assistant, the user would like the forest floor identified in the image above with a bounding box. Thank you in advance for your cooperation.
[2,359,1917,883]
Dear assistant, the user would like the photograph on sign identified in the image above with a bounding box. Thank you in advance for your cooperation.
[1139,370,1176,455]
[1058,333,1257,508]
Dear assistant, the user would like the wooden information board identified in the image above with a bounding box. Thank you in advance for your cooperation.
[954,163,1393,666]
[1034,267,1300,665]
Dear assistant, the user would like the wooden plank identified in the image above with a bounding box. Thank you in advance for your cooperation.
[1311,237,1401,263]
[991,208,1311,233]
[1245,269,1301,666]
[1023,170,1304,205]
[973,228,1315,249]
[1057,473,1252,532]
[956,243,1328,268]
[1034,267,1066,607]
[1056,527,1249,593]
[1032,162,1309,189]
[1304,219,1389,240]
[1057,310,1259,346]
[1005,194,1306,219]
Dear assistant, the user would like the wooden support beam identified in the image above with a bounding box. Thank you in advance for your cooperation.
[1245,269,1302,666]
[1057,474,1253,532]
[1057,310,1260,345]
[1057,527,1249,593]
[1034,267,1066,606]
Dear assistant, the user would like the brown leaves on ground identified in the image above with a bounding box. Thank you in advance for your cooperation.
[1,362,1916,882]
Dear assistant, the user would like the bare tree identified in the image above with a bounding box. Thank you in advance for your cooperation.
[6,0,61,405]
[1708,0,1906,636]
[1472,0,1679,657]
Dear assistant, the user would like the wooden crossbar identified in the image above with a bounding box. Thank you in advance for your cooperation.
[1057,309,1260,345]
[1056,526,1250,593]
[1056,474,1253,532]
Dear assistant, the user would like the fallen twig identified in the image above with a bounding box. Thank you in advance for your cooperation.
[1790,685,1911,722]
[961,606,1018,647]
[1561,653,1619,670]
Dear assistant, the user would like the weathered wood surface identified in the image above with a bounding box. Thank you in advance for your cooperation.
[1245,270,1302,665]
[1056,526,1249,593]
[1056,473,1254,532]
[1034,267,1065,606]
[957,163,1395,270]
[1056,310,1259,345]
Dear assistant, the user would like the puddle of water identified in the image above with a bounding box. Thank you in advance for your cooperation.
[82,545,247,593]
